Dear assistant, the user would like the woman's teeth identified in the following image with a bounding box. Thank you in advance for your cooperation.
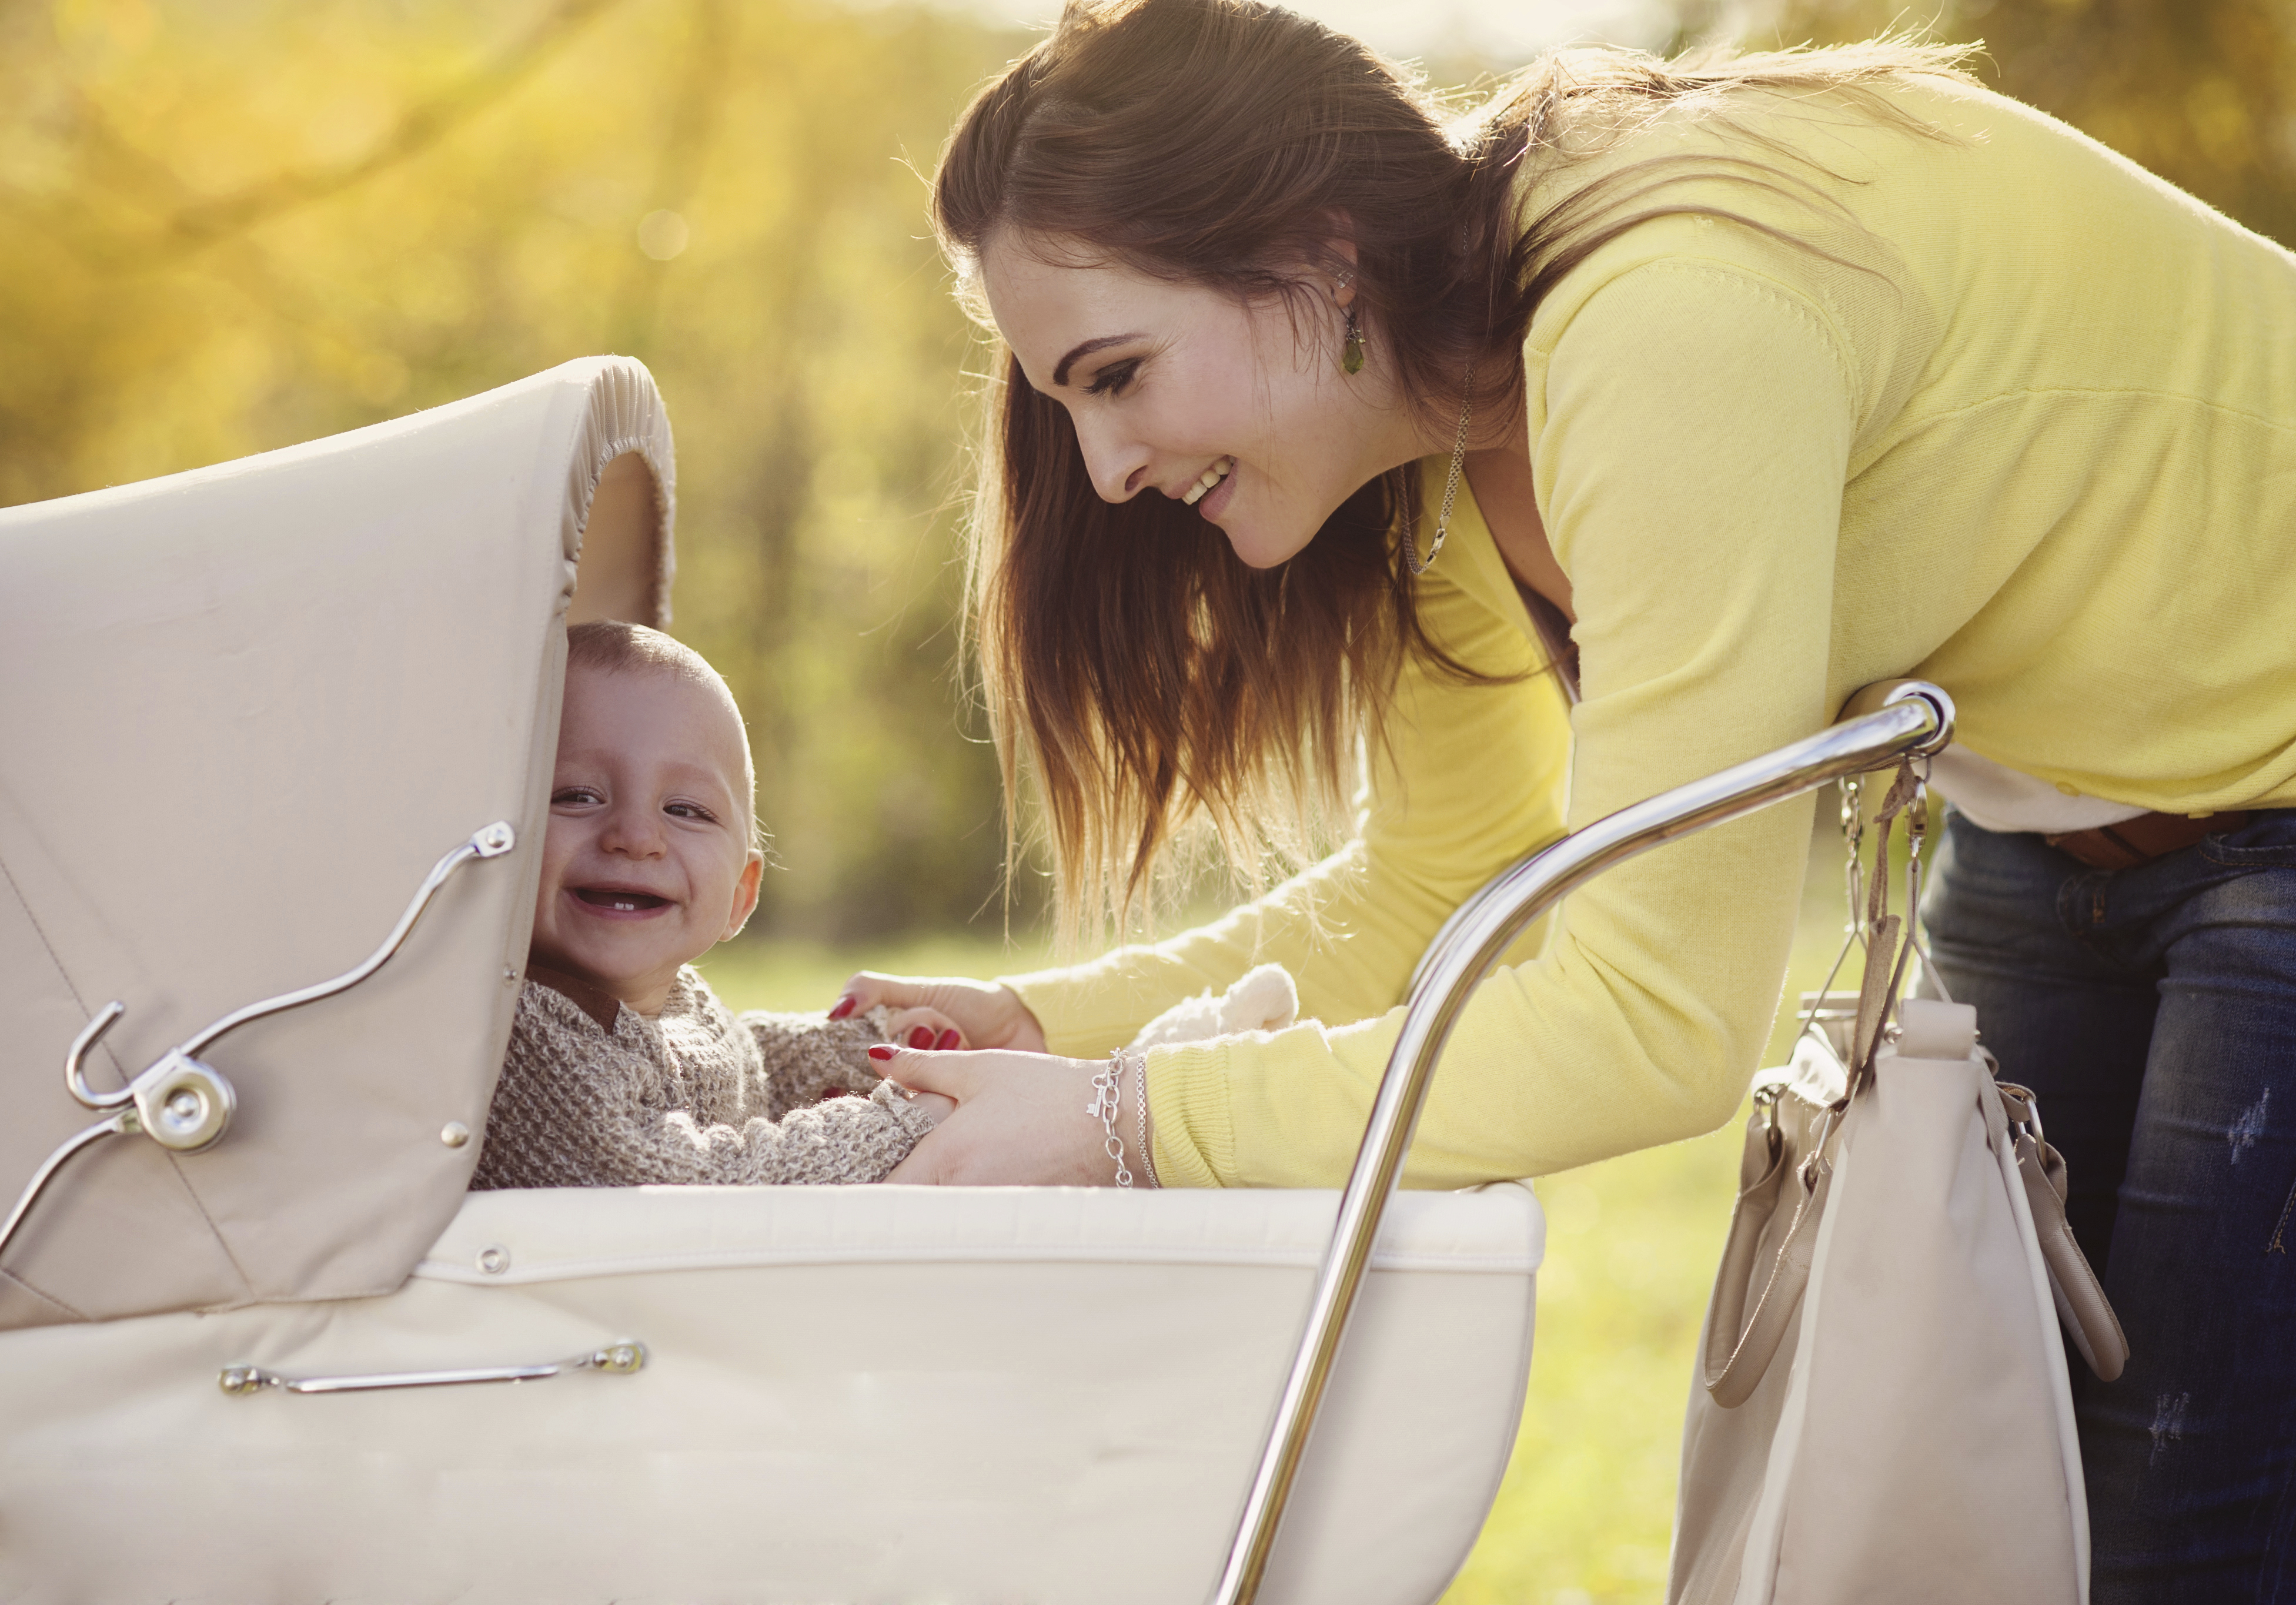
[1182,457,1235,506]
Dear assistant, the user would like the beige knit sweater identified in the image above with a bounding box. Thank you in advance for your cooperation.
[470,964,934,1189]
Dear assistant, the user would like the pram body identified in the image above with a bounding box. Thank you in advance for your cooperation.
[0,360,1542,1604]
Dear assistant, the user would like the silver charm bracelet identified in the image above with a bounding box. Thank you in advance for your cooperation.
[1088,1055,1134,1188]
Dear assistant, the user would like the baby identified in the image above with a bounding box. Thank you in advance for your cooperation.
[471,620,958,1190]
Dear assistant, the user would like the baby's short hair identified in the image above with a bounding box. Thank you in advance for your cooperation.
[567,618,720,684]
[564,620,762,850]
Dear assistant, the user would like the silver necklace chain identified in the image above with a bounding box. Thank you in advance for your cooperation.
[1409,363,1475,579]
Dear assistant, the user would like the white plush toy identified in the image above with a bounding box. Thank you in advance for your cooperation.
[1125,963,1301,1051]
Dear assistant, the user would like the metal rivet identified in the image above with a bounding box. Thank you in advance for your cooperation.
[477,1245,510,1275]
[441,1121,471,1148]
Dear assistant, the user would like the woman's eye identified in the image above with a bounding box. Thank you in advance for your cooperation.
[1085,359,1139,397]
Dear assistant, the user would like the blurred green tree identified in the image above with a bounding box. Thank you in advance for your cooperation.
[0,0,1031,942]
[1677,0,2296,246]
[4,0,2284,949]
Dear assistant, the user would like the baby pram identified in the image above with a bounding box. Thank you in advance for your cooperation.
[0,358,1949,1604]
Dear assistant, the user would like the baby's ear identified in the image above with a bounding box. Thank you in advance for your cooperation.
[721,849,766,942]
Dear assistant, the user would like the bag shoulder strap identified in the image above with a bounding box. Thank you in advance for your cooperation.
[1994,1080,2130,1382]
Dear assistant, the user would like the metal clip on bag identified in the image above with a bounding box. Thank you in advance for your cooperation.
[1669,766,2127,1605]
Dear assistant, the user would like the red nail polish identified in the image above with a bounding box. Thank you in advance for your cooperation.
[828,996,857,1020]
[936,1028,961,1051]
[868,1044,895,1061]
[908,1026,935,1049]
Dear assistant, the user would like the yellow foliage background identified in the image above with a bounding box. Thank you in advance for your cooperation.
[5,0,2288,944]
[3,0,1027,941]
[4,3,2287,1601]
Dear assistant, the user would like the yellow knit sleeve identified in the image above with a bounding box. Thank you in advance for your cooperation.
[1149,260,1856,1189]
[999,545,1573,1064]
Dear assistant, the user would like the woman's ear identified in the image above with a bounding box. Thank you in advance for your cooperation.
[723,849,765,941]
[1319,222,1361,307]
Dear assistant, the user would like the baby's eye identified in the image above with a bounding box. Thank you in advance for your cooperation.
[666,801,720,823]
[1085,359,1139,398]
[552,786,603,807]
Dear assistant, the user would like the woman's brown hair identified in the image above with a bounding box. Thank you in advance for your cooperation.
[933,0,1972,939]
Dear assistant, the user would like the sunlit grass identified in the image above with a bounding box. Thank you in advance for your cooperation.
[702,869,1868,1605]
[697,928,1060,1016]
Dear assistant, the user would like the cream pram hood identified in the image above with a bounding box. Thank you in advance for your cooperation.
[0,362,1548,1604]
[0,357,674,1328]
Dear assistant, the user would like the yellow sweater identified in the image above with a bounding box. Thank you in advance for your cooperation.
[1003,76,2296,1190]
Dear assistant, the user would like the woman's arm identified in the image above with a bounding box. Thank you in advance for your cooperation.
[997,560,1576,1051]
[888,259,1856,1188]
[1153,261,1853,1186]
[837,544,1570,1055]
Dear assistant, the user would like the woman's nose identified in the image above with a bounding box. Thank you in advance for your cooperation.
[1071,415,1151,504]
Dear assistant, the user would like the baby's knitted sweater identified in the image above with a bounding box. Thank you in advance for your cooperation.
[470,964,934,1189]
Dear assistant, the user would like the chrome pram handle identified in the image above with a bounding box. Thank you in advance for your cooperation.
[0,821,516,1263]
[1212,681,1956,1605]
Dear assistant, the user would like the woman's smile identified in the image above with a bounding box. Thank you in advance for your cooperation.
[1181,455,1235,508]
[978,231,1428,570]
[1192,457,1239,519]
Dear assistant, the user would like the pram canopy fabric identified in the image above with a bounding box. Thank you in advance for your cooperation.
[0,357,674,1329]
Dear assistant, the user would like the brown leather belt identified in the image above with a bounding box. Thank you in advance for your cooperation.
[2043,811,2250,871]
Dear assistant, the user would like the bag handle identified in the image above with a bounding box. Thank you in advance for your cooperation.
[1995,1080,2130,1381]
[1848,760,1925,1084]
[1701,761,1923,1407]
[1700,1106,1837,1407]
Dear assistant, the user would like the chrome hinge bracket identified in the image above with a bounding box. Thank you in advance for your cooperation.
[219,1341,646,1396]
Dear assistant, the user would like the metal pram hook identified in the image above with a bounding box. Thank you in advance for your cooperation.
[0,821,516,1262]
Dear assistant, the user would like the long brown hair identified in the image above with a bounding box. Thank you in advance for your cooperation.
[933,0,1972,939]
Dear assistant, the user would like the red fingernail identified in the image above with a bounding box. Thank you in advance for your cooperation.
[936,1028,961,1051]
[868,1044,895,1061]
[828,997,857,1020]
[908,1026,935,1049]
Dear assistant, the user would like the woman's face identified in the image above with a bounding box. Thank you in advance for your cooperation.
[981,231,1412,569]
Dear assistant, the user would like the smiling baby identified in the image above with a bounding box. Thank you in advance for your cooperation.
[471,621,956,1190]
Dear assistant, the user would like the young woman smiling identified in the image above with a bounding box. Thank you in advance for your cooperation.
[837,1,2296,1590]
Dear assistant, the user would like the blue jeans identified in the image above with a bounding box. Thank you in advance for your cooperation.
[1923,808,2296,1603]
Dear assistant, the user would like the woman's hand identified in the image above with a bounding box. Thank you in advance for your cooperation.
[878,1005,971,1054]
[833,973,1048,1054]
[873,1046,1121,1186]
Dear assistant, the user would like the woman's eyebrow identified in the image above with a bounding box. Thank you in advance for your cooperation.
[1052,333,1144,387]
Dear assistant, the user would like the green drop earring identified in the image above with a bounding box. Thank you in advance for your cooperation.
[1336,269,1365,374]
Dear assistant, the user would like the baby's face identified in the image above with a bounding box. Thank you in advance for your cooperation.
[529,663,763,1014]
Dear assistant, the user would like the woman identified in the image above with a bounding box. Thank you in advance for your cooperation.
[838,1,2296,1594]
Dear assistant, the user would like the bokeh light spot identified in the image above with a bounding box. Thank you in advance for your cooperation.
[637,209,690,261]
